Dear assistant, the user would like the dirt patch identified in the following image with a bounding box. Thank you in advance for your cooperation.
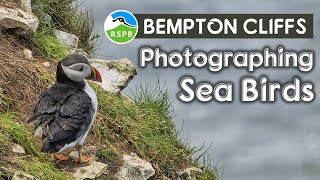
[0,31,54,119]
[0,0,21,9]
[86,132,124,178]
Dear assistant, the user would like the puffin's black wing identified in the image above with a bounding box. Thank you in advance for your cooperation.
[29,83,94,153]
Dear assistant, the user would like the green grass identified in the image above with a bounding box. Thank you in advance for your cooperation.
[31,0,99,55]
[0,113,69,179]
[17,158,69,180]
[0,82,218,179]
[1,0,219,178]
[97,143,117,162]
[0,113,40,157]
[32,30,69,62]
[91,81,218,179]
[36,67,55,87]
[0,90,12,112]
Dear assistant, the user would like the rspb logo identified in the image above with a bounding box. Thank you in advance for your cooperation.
[104,10,138,44]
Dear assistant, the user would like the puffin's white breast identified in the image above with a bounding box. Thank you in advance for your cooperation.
[77,81,98,144]
[83,81,98,112]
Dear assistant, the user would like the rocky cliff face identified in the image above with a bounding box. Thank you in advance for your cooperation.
[0,0,38,34]
[0,0,216,179]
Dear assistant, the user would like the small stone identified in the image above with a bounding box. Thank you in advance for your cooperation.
[69,151,79,160]
[115,154,155,180]
[42,62,50,68]
[12,171,37,180]
[70,48,89,57]
[69,146,96,160]
[23,48,33,61]
[72,161,108,180]
[54,29,79,49]
[11,143,25,154]
[20,0,32,12]
[0,7,39,34]
[177,167,203,180]
[0,166,14,174]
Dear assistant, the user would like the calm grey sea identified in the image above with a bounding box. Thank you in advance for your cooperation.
[81,0,320,179]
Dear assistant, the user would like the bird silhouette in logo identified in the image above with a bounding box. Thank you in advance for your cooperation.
[112,17,135,27]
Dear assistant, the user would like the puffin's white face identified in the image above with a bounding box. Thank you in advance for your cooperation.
[61,63,91,82]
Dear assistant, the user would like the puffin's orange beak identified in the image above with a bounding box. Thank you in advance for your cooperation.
[86,65,102,82]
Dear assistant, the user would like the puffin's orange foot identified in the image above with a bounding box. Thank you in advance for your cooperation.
[74,156,92,163]
[53,153,70,161]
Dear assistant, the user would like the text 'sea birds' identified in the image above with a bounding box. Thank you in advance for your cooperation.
[178,76,313,103]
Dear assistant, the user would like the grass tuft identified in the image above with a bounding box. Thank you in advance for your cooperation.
[91,81,218,179]
[31,0,99,55]
[97,142,117,162]
[0,113,69,179]
[0,113,40,157]
[17,158,69,180]
[31,30,69,62]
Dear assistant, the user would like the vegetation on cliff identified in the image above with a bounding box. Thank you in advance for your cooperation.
[0,0,219,179]
[31,0,99,61]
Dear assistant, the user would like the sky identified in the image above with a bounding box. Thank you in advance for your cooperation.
[80,0,320,179]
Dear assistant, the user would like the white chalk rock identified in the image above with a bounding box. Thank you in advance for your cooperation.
[54,30,79,49]
[23,48,33,61]
[177,167,203,180]
[20,0,32,12]
[115,154,155,180]
[70,48,89,57]
[12,171,37,180]
[42,62,51,68]
[11,143,25,154]
[0,7,38,33]
[89,58,137,94]
[72,161,108,180]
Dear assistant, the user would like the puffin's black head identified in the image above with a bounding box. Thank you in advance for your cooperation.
[56,54,102,88]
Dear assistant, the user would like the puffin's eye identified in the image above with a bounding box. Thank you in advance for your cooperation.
[79,67,84,71]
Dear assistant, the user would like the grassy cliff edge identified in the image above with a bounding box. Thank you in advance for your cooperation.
[0,0,219,179]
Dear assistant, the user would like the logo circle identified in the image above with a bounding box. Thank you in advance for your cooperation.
[104,10,138,44]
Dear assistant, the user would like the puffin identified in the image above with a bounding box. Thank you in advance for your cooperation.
[112,17,135,27]
[29,54,102,163]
